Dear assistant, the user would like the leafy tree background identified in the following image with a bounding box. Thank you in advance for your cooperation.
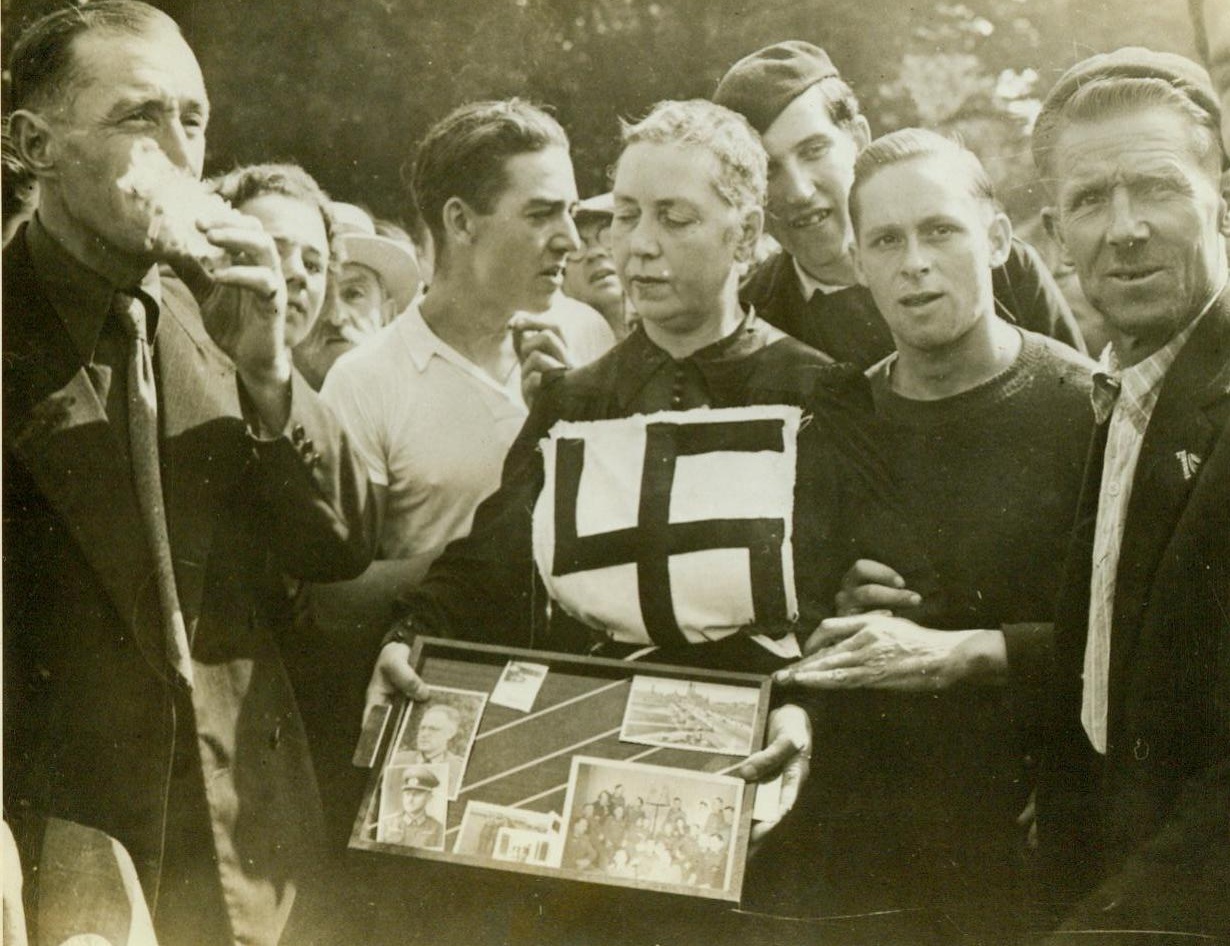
[2,0,1203,227]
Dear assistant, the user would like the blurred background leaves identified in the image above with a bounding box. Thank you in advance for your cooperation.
[1,0,1202,226]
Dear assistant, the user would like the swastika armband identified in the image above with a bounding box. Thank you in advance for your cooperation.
[532,406,801,647]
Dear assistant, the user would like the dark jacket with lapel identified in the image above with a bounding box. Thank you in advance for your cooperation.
[1039,290,1230,936]
[3,226,374,945]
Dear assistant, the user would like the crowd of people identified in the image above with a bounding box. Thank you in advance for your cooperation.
[2,2,1228,945]
[563,791,734,889]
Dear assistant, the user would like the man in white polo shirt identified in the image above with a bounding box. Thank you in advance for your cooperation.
[321,100,612,601]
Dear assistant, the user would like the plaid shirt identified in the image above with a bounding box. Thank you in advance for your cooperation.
[1081,293,1219,753]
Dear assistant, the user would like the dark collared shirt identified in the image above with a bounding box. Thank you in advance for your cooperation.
[593,309,835,413]
[25,216,163,470]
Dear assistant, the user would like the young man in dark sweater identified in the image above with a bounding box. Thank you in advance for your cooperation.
[763,130,1094,935]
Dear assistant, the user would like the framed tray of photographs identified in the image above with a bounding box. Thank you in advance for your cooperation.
[349,637,773,903]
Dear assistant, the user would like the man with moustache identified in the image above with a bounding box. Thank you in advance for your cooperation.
[2,3,373,944]
[1027,48,1230,938]
[713,40,1086,367]
[772,129,1093,934]
[293,201,421,391]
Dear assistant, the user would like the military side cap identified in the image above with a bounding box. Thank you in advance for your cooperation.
[401,765,439,792]
[1034,46,1227,169]
[713,41,840,134]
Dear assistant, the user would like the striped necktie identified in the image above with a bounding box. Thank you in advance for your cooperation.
[114,291,194,689]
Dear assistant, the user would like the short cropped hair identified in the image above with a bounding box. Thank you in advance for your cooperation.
[1033,76,1222,181]
[211,163,336,246]
[850,128,996,233]
[618,99,767,217]
[410,99,569,249]
[9,0,181,113]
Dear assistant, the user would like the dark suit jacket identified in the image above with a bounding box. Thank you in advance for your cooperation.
[742,238,1088,368]
[1039,290,1230,937]
[3,227,374,945]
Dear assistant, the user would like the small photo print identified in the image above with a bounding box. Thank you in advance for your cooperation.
[559,756,742,894]
[374,761,449,851]
[454,800,563,867]
[352,702,392,769]
[489,660,549,713]
[388,685,487,800]
[620,675,758,756]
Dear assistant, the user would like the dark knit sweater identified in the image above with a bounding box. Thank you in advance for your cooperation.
[764,330,1096,919]
[868,329,1094,636]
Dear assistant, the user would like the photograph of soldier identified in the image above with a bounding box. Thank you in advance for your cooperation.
[374,764,447,851]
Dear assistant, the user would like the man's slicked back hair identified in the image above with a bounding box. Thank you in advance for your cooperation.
[1032,76,1223,182]
[618,99,768,217]
[410,99,569,250]
[9,0,181,113]
[850,127,997,232]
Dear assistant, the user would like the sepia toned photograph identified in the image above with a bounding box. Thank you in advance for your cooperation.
[454,800,563,867]
[3,0,1226,942]
[620,675,759,756]
[559,756,742,894]
[387,685,487,800]
[488,660,550,712]
[373,762,450,852]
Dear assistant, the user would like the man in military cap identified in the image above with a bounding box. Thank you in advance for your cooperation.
[713,40,1085,366]
[385,766,445,850]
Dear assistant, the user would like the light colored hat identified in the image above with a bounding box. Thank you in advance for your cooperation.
[330,201,421,311]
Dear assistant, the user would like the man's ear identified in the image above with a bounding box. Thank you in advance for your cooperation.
[8,110,57,176]
[1040,207,1073,267]
[987,210,1013,269]
[851,240,869,288]
[440,196,476,246]
[1220,166,1230,212]
[1217,175,1230,237]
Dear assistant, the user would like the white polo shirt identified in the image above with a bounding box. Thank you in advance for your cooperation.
[322,294,612,580]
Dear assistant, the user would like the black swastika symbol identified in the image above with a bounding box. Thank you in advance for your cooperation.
[552,418,790,647]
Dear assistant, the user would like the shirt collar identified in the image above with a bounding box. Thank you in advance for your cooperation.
[1090,283,1223,425]
[611,308,777,409]
[628,307,761,365]
[792,256,854,301]
[26,215,163,365]
[397,297,446,373]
